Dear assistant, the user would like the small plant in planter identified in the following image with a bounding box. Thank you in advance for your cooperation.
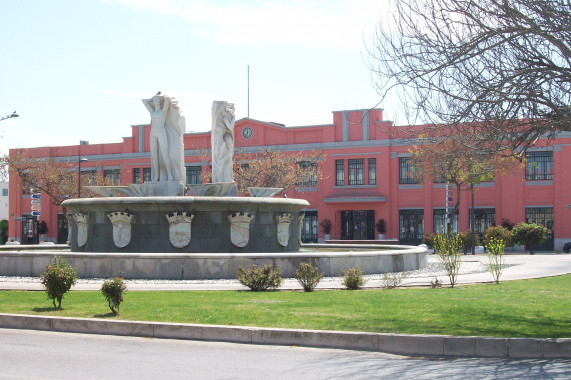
[320,218,332,241]
[38,221,49,235]
[101,272,128,314]
[376,219,387,239]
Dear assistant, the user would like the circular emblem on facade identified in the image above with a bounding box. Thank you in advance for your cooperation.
[242,127,253,139]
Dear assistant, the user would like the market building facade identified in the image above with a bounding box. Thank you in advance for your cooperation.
[8,108,571,251]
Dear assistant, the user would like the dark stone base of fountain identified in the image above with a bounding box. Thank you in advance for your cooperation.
[62,196,309,253]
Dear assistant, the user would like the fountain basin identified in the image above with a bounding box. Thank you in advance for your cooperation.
[0,244,427,279]
[62,196,308,253]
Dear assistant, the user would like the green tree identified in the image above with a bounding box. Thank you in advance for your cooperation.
[511,222,547,254]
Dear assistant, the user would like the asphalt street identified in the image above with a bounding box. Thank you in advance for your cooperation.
[1,328,570,379]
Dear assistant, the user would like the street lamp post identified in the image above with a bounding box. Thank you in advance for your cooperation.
[78,157,88,198]
[0,111,18,122]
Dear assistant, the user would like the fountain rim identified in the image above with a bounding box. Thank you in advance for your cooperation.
[62,196,309,207]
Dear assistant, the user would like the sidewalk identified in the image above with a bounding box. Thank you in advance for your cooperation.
[1,253,570,291]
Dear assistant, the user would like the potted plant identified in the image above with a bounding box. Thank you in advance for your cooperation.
[319,219,332,242]
[38,221,49,242]
[376,219,387,240]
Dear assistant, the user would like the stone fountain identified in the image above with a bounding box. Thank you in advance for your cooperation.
[8,94,427,280]
[64,96,308,254]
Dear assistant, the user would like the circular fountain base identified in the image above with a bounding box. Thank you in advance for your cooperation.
[0,244,427,280]
[62,196,309,253]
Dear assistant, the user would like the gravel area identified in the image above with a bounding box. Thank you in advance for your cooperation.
[0,257,510,286]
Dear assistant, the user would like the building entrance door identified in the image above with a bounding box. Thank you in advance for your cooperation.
[22,215,38,245]
[340,210,375,240]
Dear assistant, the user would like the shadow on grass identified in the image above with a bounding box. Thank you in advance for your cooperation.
[93,312,120,319]
[31,307,61,313]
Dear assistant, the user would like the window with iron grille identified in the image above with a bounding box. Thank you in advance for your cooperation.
[297,161,318,187]
[399,209,424,245]
[104,169,121,185]
[348,159,365,185]
[399,157,421,184]
[335,160,344,186]
[186,166,202,185]
[433,208,459,234]
[525,151,553,180]
[368,158,377,185]
[143,168,152,183]
[300,211,318,243]
[133,168,141,184]
[469,208,496,236]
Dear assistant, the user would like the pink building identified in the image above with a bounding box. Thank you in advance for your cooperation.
[9,108,571,251]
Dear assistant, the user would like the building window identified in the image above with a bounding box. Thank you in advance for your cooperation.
[335,160,344,186]
[186,166,202,185]
[297,161,318,187]
[2,188,7,197]
[348,159,365,185]
[399,157,420,184]
[525,151,553,180]
[81,170,97,186]
[469,208,495,238]
[399,209,424,245]
[104,169,121,185]
[143,168,152,183]
[433,209,459,234]
[133,168,141,184]
[368,158,377,185]
[300,211,318,243]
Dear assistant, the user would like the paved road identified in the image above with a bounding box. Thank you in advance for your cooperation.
[1,328,570,379]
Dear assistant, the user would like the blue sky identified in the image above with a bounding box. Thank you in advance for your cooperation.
[0,0,394,154]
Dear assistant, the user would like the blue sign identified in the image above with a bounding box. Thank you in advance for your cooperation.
[31,211,41,216]
[31,193,42,200]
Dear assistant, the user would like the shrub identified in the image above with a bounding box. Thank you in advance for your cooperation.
[430,277,442,288]
[458,230,481,254]
[342,266,367,290]
[319,219,332,235]
[376,219,387,234]
[40,256,78,309]
[501,218,515,230]
[511,222,547,254]
[433,233,463,288]
[486,237,506,284]
[237,264,283,291]
[295,262,324,292]
[381,271,408,288]
[423,232,437,252]
[484,226,512,247]
[101,273,128,314]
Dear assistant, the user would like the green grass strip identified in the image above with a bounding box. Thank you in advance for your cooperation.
[0,275,569,338]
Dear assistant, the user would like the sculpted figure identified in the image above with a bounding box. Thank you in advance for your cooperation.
[211,101,235,183]
[142,94,186,182]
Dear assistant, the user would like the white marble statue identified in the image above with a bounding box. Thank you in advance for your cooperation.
[142,94,186,183]
[211,101,235,183]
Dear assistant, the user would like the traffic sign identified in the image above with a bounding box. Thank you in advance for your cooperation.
[31,205,42,211]
[31,211,41,216]
[31,199,41,205]
[31,193,42,200]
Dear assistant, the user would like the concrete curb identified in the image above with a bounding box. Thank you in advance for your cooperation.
[1,313,569,359]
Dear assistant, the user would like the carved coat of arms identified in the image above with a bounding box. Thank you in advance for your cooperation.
[276,213,294,247]
[297,213,305,246]
[165,212,195,248]
[227,212,254,247]
[107,212,135,248]
[72,213,89,247]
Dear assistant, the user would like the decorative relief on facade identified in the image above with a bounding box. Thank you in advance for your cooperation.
[72,213,90,247]
[275,213,294,247]
[165,212,195,248]
[297,213,305,246]
[107,212,135,248]
[227,212,254,247]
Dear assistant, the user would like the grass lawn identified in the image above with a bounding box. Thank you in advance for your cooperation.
[0,275,569,338]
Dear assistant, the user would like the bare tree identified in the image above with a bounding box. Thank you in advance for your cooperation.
[368,0,571,157]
